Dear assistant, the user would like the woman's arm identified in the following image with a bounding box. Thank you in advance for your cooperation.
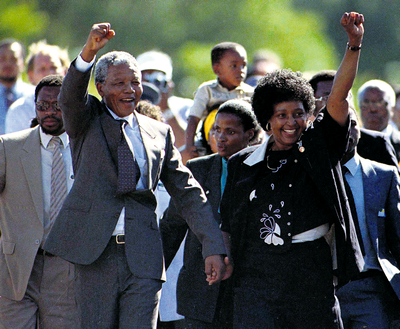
[327,12,364,126]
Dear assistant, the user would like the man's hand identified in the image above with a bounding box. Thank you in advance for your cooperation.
[341,12,364,46]
[205,254,226,285]
[81,23,115,63]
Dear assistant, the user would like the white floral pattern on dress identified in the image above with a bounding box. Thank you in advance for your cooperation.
[250,189,257,201]
[259,202,284,245]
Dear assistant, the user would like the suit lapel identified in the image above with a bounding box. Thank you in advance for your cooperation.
[99,106,120,169]
[360,158,379,246]
[21,127,44,223]
[203,155,222,221]
[135,112,160,190]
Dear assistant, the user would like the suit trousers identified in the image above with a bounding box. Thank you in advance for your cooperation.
[336,274,400,329]
[75,236,163,329]
[0,253,79,329]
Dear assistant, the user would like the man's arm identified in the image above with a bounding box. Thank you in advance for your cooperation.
[327,12,364,126]
[181,115,200,164]
[161,126,227,284]
[59,23,116,139]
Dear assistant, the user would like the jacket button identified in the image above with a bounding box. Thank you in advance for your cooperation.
[35,240,40,245]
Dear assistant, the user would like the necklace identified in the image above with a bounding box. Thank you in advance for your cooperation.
[266,155,287,173]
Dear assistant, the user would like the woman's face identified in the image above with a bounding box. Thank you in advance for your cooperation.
[214,112,253,159]
[269,101,308,151]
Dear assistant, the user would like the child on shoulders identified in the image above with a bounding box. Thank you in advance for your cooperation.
[182,42,253,163]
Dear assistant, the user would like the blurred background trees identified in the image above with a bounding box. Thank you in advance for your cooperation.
[1,0,398,97]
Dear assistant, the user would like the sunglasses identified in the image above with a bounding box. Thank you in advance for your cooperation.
[36,101,61,112]
[142,71,169,93]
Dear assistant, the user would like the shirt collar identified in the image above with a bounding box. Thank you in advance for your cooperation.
[243,139,269,166]
[343,153,360,176]
[381,124,393,137]
[39,128,69,149]
[216,79,251,92]
[0,79,22,93]
[106,107,137,127]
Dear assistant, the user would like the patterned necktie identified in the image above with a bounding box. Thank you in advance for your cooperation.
[49,137,68,222]
[116,120,141,195]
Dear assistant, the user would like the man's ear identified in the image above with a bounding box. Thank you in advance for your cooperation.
[212,63,220,76]
[96,82,104,97]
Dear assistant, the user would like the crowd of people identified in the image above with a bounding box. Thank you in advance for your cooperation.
[0,10,399,329]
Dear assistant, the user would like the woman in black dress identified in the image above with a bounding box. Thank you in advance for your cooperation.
[220,12,365,329]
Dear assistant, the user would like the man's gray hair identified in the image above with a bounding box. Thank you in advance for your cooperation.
[357,79,396,108]
[95,51,139,84]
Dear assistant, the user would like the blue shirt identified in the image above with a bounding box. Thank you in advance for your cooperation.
[344,154,381,272]
[0,80,35,134]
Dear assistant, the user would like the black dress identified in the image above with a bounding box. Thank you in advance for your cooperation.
[221,110,362,329]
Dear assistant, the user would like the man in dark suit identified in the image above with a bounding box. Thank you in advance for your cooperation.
[43,23,227,329]
[336,108,400,328]
[309,70,399,169]
[357,79,400,163]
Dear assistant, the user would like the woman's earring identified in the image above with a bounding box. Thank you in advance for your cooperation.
[266,122,271,132]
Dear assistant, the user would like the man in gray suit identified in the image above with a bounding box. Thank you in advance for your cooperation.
[336,108,400,328]
[0,75,78,328]
[44,23,227,328]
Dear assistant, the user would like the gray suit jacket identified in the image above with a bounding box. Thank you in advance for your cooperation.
[359,156,400,298]
[0,127,44,300]
[44,61,225,281]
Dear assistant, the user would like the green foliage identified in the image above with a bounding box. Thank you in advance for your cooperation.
[0,1,49,42]
[6,0,385,98]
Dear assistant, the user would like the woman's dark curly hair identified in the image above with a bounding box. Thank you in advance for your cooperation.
[252,69,315,130]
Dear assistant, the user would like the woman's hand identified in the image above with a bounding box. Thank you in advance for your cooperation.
[341,12,364,47]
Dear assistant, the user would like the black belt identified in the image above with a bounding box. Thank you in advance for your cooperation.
[113,234,125,244]
[37,248,55,257]
[352,269,383,281]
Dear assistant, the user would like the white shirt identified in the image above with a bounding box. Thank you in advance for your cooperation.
[5,93,35,133]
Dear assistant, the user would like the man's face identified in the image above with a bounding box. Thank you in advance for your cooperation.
[96,64,143,118]
[36,85,64,135]
[359,87,391,132]
[29,53,65,85]
[314,80,333,115]
[0,43,24,85]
